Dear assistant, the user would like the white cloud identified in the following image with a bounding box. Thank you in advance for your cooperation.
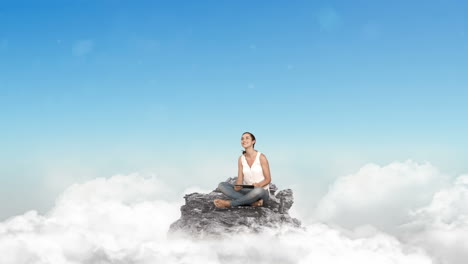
[169,224,431,264]
[312,160,468,263]
[0,173,433,264]
[401,174,468,264]
[72,39,94,56]
[315,160,449,231]
[0,174,182,264]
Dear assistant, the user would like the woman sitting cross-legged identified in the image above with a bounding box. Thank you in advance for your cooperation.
[214,132,271,208]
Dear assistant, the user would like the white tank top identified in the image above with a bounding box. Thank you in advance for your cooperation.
[241,151,269,191]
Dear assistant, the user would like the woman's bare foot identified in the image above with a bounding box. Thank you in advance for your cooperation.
[251,199,263,207]
[214,199,231,208]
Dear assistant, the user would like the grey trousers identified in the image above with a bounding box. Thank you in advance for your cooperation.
[217,182,270,206]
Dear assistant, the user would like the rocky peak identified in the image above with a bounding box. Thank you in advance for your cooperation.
[169,177,302,238]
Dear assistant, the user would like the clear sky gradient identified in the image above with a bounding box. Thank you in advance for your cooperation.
[1,0,468,219]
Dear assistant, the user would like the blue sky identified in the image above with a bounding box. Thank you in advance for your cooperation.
[1,0,468,219]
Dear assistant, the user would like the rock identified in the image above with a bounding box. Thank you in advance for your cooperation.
[168,177,302,238]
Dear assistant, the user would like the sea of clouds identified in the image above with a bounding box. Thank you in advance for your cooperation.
[1,160,467,264]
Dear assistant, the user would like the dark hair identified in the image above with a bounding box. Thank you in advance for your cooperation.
[241,132,256,154]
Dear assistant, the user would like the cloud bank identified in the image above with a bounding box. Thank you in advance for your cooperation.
[401,174,468,264]
[1,161,466,263]
[315,160,448,231]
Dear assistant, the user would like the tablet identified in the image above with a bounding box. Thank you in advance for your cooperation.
[235,184,255,188]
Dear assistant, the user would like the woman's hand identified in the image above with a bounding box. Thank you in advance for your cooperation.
[253,182,262,187]
[234,185,243,191]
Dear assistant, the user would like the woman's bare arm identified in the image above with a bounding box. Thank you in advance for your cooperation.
[235,156,244,190]
[254,154,271,187]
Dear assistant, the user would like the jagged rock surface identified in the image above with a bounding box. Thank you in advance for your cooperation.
[169,177,301,238]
